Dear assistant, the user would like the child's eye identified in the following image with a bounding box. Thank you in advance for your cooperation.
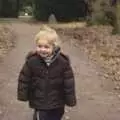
[38,45,42,48]
[38,45,50,49]
[44,45,50,49]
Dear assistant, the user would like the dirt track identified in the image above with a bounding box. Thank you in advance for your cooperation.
[0,22,120,120]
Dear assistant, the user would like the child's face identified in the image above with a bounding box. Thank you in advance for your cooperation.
[36,39,53,58]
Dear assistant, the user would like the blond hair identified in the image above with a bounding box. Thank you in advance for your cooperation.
[35,25,60,47]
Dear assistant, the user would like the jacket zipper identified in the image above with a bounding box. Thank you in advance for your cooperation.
[44,67,49,107]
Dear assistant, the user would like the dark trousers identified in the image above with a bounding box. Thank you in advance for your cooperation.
[33,108,64,120]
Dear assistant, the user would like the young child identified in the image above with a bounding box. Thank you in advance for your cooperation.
[17,26,76,120]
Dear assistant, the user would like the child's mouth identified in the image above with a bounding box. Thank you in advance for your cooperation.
[39,52,49,57]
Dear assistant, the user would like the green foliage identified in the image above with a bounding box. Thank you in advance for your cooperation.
[19,0,33,16]
[32,0,50,21]
[0,0,19,17]
[19,6,33,16]
[33,0,88,21]
[19,0,33,10]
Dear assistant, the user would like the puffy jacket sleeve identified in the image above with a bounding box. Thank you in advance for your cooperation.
[17,60,32,101]
[63,58,76,107]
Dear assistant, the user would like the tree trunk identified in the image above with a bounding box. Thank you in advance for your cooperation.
[114,0,120,33]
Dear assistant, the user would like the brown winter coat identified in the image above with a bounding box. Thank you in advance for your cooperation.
[17,52,76,110]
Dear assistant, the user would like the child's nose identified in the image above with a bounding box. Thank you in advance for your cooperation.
[41,47,46,51]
